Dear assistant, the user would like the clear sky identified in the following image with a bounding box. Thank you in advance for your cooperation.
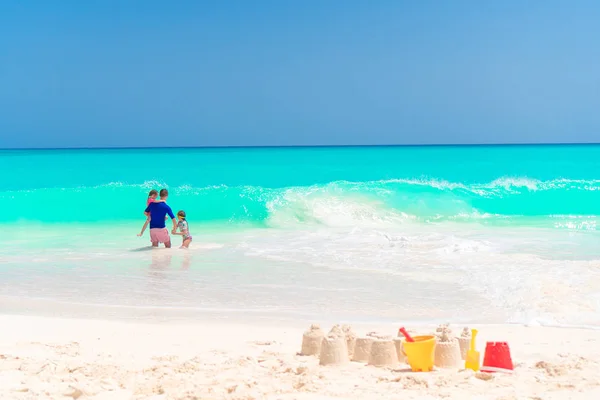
[1,0,599,148]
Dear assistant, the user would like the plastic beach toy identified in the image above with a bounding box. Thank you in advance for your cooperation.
[464,328,480,371]
[402,335,436,372]
[398,327,414,342]
[481,341,514,373]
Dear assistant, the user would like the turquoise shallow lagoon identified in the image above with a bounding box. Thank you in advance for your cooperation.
[1,145,600,326]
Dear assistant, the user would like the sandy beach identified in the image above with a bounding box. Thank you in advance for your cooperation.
[1,316,599,400]
[4,0,600,398]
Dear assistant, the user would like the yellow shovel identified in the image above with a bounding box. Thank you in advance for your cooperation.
[465,328,480,371]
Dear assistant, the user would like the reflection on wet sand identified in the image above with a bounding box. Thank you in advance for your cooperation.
[149,250,173,280]
[181,251,191,270]
[148,249,193,277]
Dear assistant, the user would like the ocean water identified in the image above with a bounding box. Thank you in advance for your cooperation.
[1,145,600,327]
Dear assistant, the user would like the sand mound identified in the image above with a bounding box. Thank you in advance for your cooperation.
[368,339,399,367]
[319,326,349,366]
[342,325,356,360]
[457,327,471,360]
[434,324,462,369]
[352,337,374,362]
[300,324,324,356]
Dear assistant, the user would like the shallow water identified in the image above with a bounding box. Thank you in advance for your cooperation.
[1,146,600,327]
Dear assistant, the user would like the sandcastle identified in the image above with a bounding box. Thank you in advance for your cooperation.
[434,324,462,369]
[300,324,324,356]
[352,336,374,362]
[319,325,349,366]
[457,327,471,360]
[368,338,399,367]
[435,323,450,335]
[300,323,465,370]
[342,325,357,360]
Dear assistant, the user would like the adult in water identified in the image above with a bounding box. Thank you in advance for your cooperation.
[145,188,177,248]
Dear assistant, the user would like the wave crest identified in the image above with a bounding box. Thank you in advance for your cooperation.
[2,176,599,229]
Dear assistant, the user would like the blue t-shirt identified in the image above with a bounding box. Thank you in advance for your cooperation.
[145,202,175,229]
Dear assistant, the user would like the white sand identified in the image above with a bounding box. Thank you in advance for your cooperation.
[1,315,600,399]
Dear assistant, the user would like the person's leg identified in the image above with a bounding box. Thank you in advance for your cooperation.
[156,228,171,248]
[181,238,191,248]
[150,229,160,247]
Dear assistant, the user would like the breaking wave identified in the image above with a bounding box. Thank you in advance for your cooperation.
[2,177,600,229]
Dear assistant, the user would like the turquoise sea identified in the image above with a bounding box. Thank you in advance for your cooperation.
[1,145,600,327]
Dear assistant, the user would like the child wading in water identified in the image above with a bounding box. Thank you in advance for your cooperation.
[137,189,165,237]
[172,210,192,248]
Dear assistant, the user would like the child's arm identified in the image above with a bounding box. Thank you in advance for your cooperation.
[172,221,182,235]
[172,221,188,236]
[137,216,151,236]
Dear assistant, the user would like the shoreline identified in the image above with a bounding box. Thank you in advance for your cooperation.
[1,315,600,399]
[4,294,600,332]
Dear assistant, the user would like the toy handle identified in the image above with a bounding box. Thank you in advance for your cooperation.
[399,327,414,342]
[470,329,478,351]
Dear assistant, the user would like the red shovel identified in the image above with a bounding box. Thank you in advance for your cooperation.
[399,327,415,342]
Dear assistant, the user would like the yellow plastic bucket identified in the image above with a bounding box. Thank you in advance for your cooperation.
[402,335,436,372]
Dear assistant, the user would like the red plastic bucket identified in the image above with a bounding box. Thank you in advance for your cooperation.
[481,341,514,373]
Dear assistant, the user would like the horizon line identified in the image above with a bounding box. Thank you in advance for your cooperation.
[2,142,600,151]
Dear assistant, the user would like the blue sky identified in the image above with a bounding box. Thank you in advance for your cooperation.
[1,0,599,148]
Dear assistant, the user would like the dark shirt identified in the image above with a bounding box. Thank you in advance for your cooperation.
[145,202,175,229]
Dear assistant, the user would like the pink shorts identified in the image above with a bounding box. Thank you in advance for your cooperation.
[150,228,170,244]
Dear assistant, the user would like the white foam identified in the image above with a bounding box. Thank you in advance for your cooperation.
[2,205,600,329]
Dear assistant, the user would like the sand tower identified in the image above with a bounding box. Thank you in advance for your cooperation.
[319,325,349,366]
[352,336,374,362]
[368,338,399,367]
[300,324,324,356]
[457,327,471,360]
[434,325,462,369]
[342,325,357,360]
